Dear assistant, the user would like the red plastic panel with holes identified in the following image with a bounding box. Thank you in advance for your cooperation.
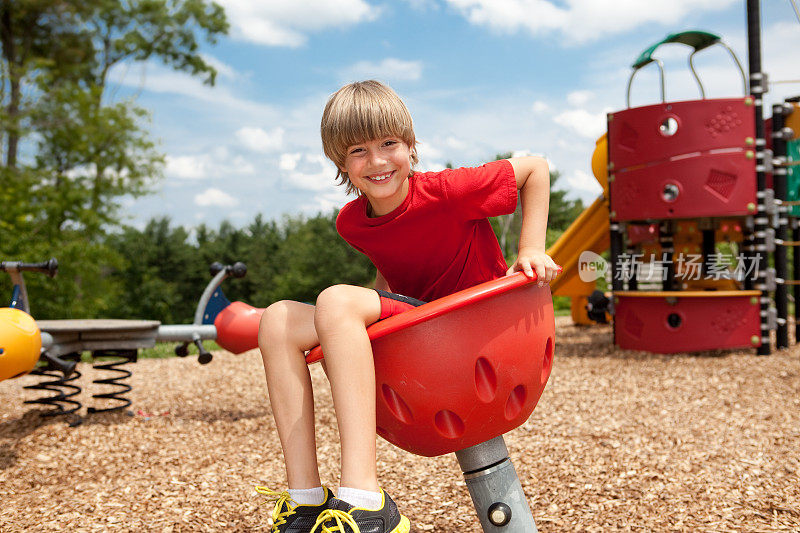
[614,293,760,353]
[608,98,755,169]
[610,150,756,221]
[306,273,556,457]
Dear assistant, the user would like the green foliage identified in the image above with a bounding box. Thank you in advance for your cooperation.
[89,211,374,324]
[0,0,227,317]
[105,218,204,323]
[269,212,374,304]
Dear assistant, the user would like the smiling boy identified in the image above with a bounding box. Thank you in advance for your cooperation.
[256,80,558,533]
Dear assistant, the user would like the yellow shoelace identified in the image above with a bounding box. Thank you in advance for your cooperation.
[311,509,361,533]
[255,486,297,532]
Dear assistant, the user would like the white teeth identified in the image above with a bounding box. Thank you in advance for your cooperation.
[369,172,392,181]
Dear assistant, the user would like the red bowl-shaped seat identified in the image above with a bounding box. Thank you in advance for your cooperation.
[306,273,555,457]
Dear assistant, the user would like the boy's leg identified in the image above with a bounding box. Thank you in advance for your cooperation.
[313,284,383,492]
[258,300,322,489]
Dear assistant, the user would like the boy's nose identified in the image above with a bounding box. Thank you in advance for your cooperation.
[369,151,386,165]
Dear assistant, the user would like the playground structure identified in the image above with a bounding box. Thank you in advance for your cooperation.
[548,13,800,355]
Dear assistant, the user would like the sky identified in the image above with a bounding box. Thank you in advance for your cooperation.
[111,0,800,231]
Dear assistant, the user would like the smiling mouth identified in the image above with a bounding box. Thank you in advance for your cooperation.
[367,171,394,182]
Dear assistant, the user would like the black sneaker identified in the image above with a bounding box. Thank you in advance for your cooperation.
[310,489,410,533]
[256,486,335,532]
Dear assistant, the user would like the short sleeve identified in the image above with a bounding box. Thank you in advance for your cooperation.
[438,159,517,220]
[336,198,367,254]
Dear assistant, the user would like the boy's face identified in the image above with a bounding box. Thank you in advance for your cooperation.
[340,136,412,216]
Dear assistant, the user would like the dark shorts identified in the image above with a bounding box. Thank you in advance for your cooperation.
[375,289,426,320]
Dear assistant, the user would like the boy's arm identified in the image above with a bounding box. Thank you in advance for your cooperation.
[506,156,560,286]
[374,269,390,292]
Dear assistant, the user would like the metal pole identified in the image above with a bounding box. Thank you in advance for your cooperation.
[610,222,623,347]
[747,0,772,354]
[660,221,675,291]
[455,436,538,532]
[772,103,789,348]
[795,217,800,342]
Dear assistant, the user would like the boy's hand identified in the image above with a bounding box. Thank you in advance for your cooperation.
[507,248,561,287]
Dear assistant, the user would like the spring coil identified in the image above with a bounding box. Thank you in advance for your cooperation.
[87,349,137,414]
[23,353,82,419]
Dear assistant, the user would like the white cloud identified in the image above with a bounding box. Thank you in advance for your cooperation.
[344,58,424,82]
[195,188,239,207]
[567,90,593,106]
[110,62,280,120]
[531,100,550,113]
[166,152,255,181]
[216,0,377,47]
[566,169,602,193]
[280,152,339,192]
[445,0,737,44]
[167,155,209,180]
[553,108,609,139]
[299,190,351,214]
[279,152,303,172]
[444,136,467,150]
[236,126,284,152]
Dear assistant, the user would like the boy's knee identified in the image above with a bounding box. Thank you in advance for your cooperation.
[258,300,293,348]
[314,285,374,329]
[315,285,351,317]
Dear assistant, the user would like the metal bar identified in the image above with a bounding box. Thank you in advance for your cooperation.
[718,41,749,95]
[795,220,800,341]
[772,103,789,348]
[7,270,30,315]
[156,324,217,342]
[660,222,675,291]
[748,0,771,355]
[702,229,716,276]
[193,269,229,325]
[688,50,707,98]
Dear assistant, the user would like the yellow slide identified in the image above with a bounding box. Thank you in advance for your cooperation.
[545,134,610,324]
[546,196,609,324]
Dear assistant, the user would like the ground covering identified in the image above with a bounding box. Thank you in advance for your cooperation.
[1,318,798,531]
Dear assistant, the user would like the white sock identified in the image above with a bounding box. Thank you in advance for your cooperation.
[337,487,383,510]
[288,486,326,506]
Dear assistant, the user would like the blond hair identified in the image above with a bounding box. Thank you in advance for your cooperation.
[321,80,418,195]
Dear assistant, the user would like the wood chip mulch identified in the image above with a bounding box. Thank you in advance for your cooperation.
[1,317,799,532]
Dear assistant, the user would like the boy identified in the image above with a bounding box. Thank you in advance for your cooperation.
[257,80,559,533]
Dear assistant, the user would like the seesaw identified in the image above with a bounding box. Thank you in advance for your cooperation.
[0,259,245,420]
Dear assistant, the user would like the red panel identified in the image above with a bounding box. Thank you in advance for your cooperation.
[610,151,756,221]
[614,294,760,353]
[309,273,555,457]
[608,98,755,170]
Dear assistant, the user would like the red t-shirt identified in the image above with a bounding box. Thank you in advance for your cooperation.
[336,159,517,302]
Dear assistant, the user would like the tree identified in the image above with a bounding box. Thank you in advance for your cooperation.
[0,0,228,318]
[270,212,374,304]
